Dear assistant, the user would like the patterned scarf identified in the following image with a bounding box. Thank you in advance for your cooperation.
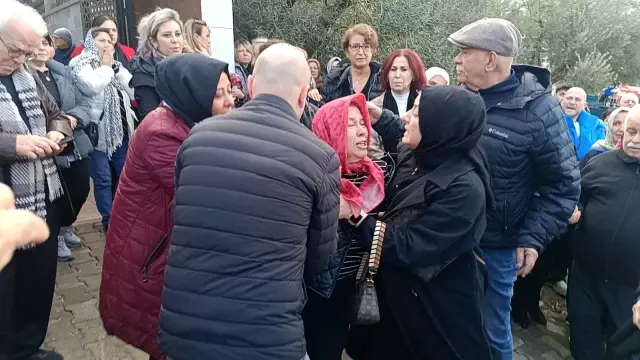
[0,65,63,220]
[71,31,125,158]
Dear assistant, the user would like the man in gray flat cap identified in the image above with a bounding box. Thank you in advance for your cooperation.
[448,18,580,360]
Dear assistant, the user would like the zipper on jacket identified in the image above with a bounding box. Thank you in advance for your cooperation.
[602,164,640,283]
[141,234,170,282]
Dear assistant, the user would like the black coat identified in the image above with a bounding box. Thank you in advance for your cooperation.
[575,150,640,288]
[158,94,341,360]
[351,153,492,360]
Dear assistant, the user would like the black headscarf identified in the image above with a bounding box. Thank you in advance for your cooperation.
[155,54,229,128]
[414,86,495,209]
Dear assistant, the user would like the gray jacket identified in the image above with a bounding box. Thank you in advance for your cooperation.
[47,60,94,166]
[69,57,136,154]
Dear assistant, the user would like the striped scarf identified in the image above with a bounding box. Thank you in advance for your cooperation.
[0,66,63,222]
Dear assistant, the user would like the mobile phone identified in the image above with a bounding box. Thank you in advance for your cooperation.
[58,136,74,145]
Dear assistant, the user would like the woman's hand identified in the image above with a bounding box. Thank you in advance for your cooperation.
[308,89,323,102]
[67,116,78,130]
[568,206,581,225]
[232,87,245,100]
[633,300,640,329]
[339,196,352,219]
[367,102,382,125]
[102,49,114,67]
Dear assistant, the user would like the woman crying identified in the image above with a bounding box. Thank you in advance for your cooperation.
[304,93,393,360]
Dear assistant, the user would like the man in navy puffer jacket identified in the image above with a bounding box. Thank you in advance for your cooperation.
[448,19,580,360]
[158,44,341,360]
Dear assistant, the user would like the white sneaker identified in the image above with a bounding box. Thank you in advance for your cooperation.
[57,235,75,262]
[60,226,81,248]
[552,280,568,297]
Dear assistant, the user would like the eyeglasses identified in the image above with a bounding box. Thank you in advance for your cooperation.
[349,43,372,53]
[0,36,34,59]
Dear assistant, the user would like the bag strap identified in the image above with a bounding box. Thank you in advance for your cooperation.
[367,220,386,276]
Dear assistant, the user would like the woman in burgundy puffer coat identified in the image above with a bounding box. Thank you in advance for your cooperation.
[99,54,234,359]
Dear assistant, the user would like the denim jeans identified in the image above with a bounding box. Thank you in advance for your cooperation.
[483,248,518,360]
[89,138,128,226]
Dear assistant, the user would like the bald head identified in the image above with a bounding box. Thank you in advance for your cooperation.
[561,87,587,119]
[621,93,639,108]
[248,43,310,118]
[622,105,640,159]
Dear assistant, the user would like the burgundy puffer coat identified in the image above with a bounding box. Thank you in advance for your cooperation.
[99,105,189,359]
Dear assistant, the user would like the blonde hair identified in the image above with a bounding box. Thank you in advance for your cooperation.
[136,8,183,60]
[183,18,210,55]
[234,40,253,64]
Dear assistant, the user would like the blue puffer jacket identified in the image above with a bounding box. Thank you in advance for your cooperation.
[158,94,340,360]
[481,65,580,252]
[564,110,606,160]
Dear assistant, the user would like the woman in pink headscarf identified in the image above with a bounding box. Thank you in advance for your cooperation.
[303,93,391,360]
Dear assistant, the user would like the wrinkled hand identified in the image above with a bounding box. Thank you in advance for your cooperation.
[0,184,49,270]
[15,135,59,159]
[568,206,581,225]
[516,247,539,277]
[308,89,323,102]
[633,300,640,329]
[67,116,78,130]
[367,102,383,125]
[339,195,352,220]
[46,131,67,155]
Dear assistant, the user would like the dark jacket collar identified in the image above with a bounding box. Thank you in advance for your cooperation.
[617,149,640,165]
[494,64,553,110]
[243,94,299,123]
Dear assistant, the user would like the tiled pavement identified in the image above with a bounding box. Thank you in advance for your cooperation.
[45,187,572,359]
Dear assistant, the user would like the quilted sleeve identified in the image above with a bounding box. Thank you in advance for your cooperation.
[516,102,581,252]
[305,151,341,278]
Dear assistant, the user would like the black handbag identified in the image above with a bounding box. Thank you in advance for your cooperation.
[350,220,386,325]
[83,122,99,148]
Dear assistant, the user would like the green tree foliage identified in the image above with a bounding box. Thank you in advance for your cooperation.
[233,0,640,91]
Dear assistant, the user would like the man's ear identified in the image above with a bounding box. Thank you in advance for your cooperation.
[298,83,309,110]
[485,52,498,72]
[247,75,255,99]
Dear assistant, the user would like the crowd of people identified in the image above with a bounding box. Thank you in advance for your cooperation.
[1,1,640,360]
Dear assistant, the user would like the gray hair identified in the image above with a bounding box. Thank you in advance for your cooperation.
[136,8,183,60]
[0,0,47,35]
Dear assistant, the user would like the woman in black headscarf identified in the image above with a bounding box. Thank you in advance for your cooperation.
[100,54,233,360]
[347,86,494,360]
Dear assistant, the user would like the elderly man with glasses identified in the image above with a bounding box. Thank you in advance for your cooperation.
[0,1,73,360]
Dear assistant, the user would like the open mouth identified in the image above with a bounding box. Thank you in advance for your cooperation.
[356,140,367,149]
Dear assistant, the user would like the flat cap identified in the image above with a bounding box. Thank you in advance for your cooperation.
[448,18,522,57]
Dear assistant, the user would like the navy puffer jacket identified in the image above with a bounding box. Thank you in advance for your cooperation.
[481,65,580,252]
[158,94,340,360]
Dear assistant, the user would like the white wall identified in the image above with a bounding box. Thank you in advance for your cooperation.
[201,0,236,71]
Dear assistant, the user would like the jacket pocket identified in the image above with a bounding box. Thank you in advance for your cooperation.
[141,233,170,282]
